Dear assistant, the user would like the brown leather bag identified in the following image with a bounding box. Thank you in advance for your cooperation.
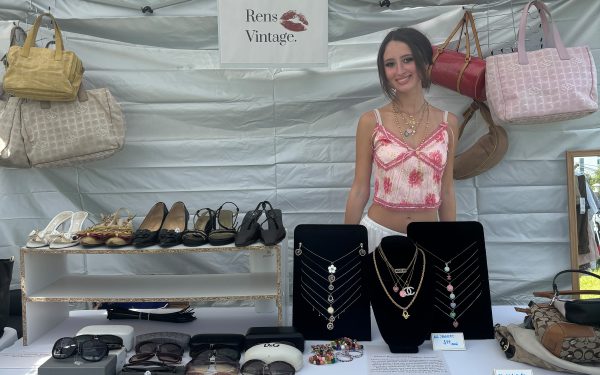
[453,101,509,179]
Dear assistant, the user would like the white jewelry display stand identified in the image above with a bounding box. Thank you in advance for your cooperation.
[20,242,286,345]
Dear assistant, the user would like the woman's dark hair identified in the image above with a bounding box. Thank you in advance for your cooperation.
[377,28,433,100]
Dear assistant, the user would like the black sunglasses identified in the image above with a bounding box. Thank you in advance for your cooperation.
[241,359,295,375]
[121,360,178,373]
[191,345,241,361]
[75,334,123,350]
[130,341,184,364]
[52,336,109,362]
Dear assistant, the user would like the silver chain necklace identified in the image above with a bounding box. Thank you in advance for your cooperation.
[300,283,362,330]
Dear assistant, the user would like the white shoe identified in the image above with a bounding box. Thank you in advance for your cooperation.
[26,211,74,248]
[50,211,89,249]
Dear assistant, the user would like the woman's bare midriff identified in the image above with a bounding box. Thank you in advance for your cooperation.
[367,203,438,233]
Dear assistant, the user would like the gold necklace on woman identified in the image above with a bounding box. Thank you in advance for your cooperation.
[392,101,429,138]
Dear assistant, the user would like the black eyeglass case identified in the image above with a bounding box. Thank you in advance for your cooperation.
[39,354,117,375]
[189,333,245,359]
[245,326,305,352]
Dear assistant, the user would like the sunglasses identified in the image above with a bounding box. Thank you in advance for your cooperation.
[52,336,110,362]
[75,334,124,350]
[185,356,240,375]
[130,341,183,364]
[241,359,295,375]
[121,360,177,373]
[191,346,241,361]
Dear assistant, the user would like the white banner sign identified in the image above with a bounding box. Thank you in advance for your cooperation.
[218,0,328,67]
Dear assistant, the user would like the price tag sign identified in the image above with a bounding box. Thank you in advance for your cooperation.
[431,332,466,351]
[494,370,533,375]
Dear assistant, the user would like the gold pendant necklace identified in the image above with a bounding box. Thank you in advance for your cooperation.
[392,101,428,138]
[373,245,426,319]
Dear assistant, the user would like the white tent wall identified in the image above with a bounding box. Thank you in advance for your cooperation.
[0,0,598,305]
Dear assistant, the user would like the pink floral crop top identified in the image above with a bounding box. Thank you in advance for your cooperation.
[372,109,449,210]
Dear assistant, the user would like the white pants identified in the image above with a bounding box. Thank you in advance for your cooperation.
[359,215,406,253]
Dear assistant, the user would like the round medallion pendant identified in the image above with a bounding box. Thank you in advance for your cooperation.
[327,322,334,330]
[294,248,302,256]
[399,290,407,298]
[327,306,334,315]
[444,266,450,272]
[328,284,334,291]
[327,295,334,303]
[359,248,367,256]
[328,274,336,283]
[328,316,335,322]
[449,311,456,318]
[446,284,454,292]
[449,293,456,300]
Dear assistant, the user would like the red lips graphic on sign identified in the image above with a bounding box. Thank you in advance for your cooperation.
[280,10,309,32]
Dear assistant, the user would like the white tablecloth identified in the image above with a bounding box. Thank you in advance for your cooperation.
[0,306,571,374]
[0,328,18,352]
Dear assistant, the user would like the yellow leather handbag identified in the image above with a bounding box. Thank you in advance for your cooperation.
[3,13,83,101]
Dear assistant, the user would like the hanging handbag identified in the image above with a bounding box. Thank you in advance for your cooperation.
[453,101,508,179]
[533,269,600,326]
[430,10,486,101]
[19,86,125,168]
[485,0,598,125]
[0,96,30,168]
[530,302,600,364]
[3,13,84,101]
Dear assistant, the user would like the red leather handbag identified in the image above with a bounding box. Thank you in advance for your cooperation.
[430,11,486,101]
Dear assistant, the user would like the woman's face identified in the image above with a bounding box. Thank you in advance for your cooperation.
[383,40,422,94]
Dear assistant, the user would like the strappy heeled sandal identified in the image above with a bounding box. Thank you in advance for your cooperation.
[208,202,239,246]
[26,211,74,248]
[158,201,189,247]
[259,201,286,246]
[49,211,89,249]
[234,201,264,247]
[78,208,134,247]
[132,202,168,247]
[106,210,135,247]
[181,208,216,247]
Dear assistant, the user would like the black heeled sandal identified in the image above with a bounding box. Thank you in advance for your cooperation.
[259,201,286,246]
[158,201,189,247]
[234,201,264,247]
[208,202,239,246]
[181,208,215,247]
[132,202,168,247]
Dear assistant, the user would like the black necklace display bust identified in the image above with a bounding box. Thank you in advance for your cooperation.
[367,235,433,353]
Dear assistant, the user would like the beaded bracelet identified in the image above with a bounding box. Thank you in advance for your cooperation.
[331,337,364,351]
[308,350,336,365]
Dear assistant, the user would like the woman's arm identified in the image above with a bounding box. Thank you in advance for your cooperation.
[438,112,459,222]
[344,112,376,224]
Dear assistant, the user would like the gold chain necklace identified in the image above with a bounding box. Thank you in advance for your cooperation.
[373,245,426,319]
[377,245,418,297]
[392,101,429,138]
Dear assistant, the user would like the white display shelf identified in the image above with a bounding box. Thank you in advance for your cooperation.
[20,243,284,345]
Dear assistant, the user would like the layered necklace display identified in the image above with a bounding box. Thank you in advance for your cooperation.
[373,245,426,319]
[418,242,483,328]
[392,100,429,138]
[295,242,367,330]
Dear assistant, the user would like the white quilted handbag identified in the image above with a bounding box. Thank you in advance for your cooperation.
[20,87,125,168]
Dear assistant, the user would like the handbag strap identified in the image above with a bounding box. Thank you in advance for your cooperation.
[551,269,600,297]
[20,13,65,61]
[517,0,569,64]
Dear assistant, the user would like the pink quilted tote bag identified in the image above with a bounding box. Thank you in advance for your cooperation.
[485,0,598,125]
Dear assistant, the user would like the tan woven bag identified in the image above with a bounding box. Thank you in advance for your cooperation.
[3,13,83,101]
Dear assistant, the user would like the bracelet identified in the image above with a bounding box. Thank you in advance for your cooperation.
[331,337,364,351]
[335,351,353,362]
[308,351,336,365]
[346,348,364,358]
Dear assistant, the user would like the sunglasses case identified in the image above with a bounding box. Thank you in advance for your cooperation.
[243,342,303,371]
[189,333,245,359]
[245,326,305,352]
[76,325,134,351]
[38,354,116,375]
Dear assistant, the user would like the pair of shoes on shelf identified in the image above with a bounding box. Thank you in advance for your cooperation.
[132,201,189,247]
[181,202,240,247]
[235,201,286,246]
[77,208,134,247]
[26,211,89,249]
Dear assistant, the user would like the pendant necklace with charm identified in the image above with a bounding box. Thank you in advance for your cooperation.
[377,245,418,298]
[373,245,426,319]
[295,242,366,291]
[392,100,428,138]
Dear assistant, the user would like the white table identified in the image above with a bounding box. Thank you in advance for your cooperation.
[0,306,567,374]
[0,328,18,352]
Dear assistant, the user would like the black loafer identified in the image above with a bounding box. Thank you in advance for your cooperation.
[132,202,168,247]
